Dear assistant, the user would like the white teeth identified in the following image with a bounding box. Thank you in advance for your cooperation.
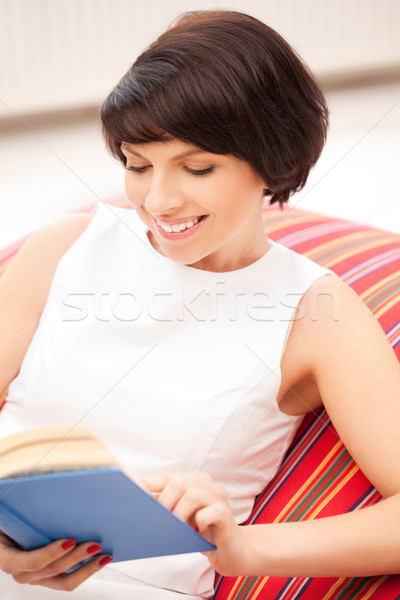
[160,223,173,233]
[157,217,200,233]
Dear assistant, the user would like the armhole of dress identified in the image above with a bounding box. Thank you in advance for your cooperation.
[280,319,294,361]
[279,271,336,362]
[280,310,298,362]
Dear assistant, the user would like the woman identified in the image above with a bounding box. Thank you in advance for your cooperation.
[0,9,399,600]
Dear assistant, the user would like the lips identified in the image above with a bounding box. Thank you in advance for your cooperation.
[153,215,208,239]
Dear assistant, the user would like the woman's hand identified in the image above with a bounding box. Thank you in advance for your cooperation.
[141,472,252,576]
[0,530,112,591]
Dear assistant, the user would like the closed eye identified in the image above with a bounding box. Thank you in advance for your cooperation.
[126,165,149,174]
[126,165,215,176]
[184,166,215,177]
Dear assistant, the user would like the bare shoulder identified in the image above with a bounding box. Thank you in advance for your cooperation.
[277,273,340,414]
[284,272,391,364]
[301,272,395,367]
[277,273,398,415]
[19,212,93,264]
[0,213,93,392]
[1,213,93,304]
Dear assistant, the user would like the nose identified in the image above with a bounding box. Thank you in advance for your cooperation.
[143,171,184,216]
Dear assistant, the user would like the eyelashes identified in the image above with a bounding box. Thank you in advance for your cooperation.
[126,165,148,174]
[126,165,215,177]
[185,166,215,177]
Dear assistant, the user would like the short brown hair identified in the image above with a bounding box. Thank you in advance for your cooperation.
[101,10,328,206]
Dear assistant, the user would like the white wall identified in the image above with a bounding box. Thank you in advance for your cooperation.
[1,0,399,117]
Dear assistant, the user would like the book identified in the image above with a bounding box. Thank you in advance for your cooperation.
[0,424,215,562]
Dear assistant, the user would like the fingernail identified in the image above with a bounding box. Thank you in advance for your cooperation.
[194,525,199,533]
[61,538,76,550]
[99,556,113,567]
[87,544,103,555]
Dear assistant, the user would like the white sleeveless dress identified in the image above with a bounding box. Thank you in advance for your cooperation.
[0,202,333,599]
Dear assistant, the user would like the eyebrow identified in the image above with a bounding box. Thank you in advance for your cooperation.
[120,145,209,161]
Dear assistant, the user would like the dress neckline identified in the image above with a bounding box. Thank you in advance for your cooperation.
[129,208,278,279]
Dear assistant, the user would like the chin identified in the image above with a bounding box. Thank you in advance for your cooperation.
[161,246,205,267]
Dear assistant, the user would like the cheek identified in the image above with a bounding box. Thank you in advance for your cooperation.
[124,174,146,209]
[217,170,263,203]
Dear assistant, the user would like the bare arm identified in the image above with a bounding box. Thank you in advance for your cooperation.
[144,276,400,577]
[0,214,92,393]
[0,213,113,589]
[240,277,400,577]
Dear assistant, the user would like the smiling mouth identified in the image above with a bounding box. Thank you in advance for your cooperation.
[155,215,207,234]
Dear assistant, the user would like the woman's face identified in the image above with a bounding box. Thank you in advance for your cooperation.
[121,138,269,272]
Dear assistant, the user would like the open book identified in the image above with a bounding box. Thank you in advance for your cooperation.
[0,424,215,561]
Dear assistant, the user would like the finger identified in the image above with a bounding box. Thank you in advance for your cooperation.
[141,472,213,496]
[195,505,247,576]
[0,537,76,576]
[196,502,235,541]
[172,486,225,525]
[157,474,218,512]
[3,540,104,583]
[140,474,171,494]
[22,542,107,583]
[0,530,25,551]
[28,553,113,592]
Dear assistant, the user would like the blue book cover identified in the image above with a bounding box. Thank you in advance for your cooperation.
[0,467,215,562]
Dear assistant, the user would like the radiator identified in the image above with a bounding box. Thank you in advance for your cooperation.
[0,0,399,118]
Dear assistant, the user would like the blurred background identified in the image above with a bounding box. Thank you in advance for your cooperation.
[0,0,399,250]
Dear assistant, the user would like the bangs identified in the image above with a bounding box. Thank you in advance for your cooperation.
[101,95,175,165]
[101,50,240,166]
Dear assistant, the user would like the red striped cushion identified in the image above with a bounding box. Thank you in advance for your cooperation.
[213,206,400,599]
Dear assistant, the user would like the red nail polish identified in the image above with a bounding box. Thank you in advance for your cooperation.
[61,538,76,550]
[99,556,113,567]
[87,544,103,555]
[194,525,199,533]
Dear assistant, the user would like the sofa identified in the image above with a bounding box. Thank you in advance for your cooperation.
[1,202,400,599]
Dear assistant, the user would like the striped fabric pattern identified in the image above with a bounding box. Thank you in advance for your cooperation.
[214,206,400,599]
[1,203,400,597]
